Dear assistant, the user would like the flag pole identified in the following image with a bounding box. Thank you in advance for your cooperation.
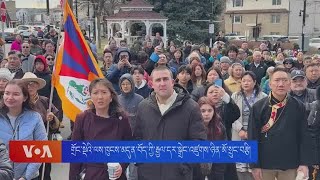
[41,2,65,180]
[1,21,5,56]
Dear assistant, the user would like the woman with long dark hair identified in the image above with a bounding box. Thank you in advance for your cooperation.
[191,63,206,89]
[69,78,132,180]
[231,71,267,180]
[193,96,226,180]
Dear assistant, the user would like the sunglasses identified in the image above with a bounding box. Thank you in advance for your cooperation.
[284,62,292,64]
[22,46,29,48]
[46,58,54,61]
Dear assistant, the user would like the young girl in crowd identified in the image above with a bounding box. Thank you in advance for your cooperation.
[193,97,226,180]
[191,63,206,89]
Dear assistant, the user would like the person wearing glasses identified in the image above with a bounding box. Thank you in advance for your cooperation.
[45,54,55,71]
[20,42,36,73]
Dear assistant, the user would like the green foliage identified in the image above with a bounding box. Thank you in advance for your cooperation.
[147,0,223,43]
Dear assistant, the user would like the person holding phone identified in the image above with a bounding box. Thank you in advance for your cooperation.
[205,82,240,180]
[144,46,177,78]
[107,47,133,94]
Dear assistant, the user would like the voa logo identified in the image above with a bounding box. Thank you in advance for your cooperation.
[22,145,53,158]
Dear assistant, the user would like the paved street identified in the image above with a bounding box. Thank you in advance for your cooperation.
[51,116,71,180]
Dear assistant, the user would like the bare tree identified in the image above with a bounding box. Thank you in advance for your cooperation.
[77,0,125,48]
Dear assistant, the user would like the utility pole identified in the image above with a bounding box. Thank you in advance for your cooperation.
[46,0,50,32]
[93,3,96,40]
[75,0,78,22]
[87,1,90,39]
[301,0,307,51]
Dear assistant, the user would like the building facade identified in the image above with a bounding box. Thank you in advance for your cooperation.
[289,0,320,37]
[224,0,290,38]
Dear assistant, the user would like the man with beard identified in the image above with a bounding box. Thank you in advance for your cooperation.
[290,70,316,114]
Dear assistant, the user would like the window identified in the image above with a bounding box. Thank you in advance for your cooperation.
[233,15,242,24]
[272,0,281,5]
[271,15,280,23]
[270,32,280,35]
[233,0,243,7]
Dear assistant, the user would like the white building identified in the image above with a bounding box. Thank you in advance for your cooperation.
[224,0,290,38]
[289,0,320,37]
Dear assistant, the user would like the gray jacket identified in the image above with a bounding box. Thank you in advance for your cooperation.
[0,140,13,180]
[21,54,35,73]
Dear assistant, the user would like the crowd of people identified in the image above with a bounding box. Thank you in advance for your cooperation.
[0,30,319,180]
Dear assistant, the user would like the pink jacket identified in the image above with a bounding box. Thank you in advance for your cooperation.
[10,40,22,52]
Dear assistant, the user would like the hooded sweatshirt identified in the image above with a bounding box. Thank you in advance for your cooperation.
[107,48,132,94]
[118,74,144,131]
[135,79,151,98]
[33,55,52,98]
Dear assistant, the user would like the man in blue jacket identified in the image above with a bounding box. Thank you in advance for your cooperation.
[107,47,133,94]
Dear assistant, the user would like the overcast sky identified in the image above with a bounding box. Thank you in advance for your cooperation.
[16,0,60,8]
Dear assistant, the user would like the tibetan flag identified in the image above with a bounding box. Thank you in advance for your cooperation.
[53,1,104,122]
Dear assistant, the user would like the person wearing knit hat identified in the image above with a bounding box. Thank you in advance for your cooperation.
[220,56,231,80]
[0,68,13,99]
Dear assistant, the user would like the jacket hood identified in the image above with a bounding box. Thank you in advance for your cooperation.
[115,47,131,63]
[119,73,135,96]
[34,55,49,72]
[149,84,190,109]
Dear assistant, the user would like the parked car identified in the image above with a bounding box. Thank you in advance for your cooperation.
[3,28,16,43]
[288,36,299,43]
[226,35,247,41]
[4,32,15,43]
[16,25,35,38]
[309,38,320,49]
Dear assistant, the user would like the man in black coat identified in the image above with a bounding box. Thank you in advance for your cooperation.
[248,68,313,180]
[247,51,268,85]
[134,66,207,180]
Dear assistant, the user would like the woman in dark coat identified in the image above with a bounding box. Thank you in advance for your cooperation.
[69,78,133,180]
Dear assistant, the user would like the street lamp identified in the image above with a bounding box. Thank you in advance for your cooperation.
[299,0,307,51]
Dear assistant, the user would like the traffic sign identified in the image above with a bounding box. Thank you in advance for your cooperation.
[209,23,214,34]
[44,15,50,25]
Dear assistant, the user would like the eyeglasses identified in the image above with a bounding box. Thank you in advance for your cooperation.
[284,62,292,65]
[46,58,54,61]
[27,81,39,87]
[22,46,29,48]
[8,57,19,60]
